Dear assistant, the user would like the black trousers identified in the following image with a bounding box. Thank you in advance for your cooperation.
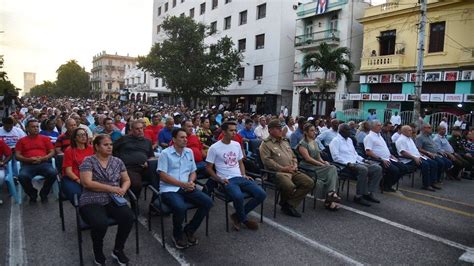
[126,165,146,197]
[79,202,134,252]
[383,160,409,189]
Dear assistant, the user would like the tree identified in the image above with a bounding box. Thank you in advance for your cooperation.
[138,16,242,107]
[56,60,90,97]
[0,57,7,81]
[0,58,19,108]
[29,81,57,97]
[301,42,354,93]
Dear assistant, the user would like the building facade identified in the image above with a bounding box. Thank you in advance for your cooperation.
[153,0,297,114]
[355,0,474,121]
[90,51,137,100]
[292,0,368,117]
[23,72,36,96]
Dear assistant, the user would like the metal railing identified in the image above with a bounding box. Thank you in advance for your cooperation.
[295,29,340,47]
[400,111,414,126]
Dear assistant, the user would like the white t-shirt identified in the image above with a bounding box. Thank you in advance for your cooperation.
[364,131,391,160]
[395,134,427,164]
[206,140,243,180]
[0,127,27,148]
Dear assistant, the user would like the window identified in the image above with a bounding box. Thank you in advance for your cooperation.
[257,3,266,19]
[156,25,161,34]
[108,60,112,66]
[172,0,176,7]
[254,65,263,80]
[212,0,218,9]
[429,21,445,53]
[210,21,217,34]
[165,2,168,12]
[180,13,185,17]
[162,80,166,87]
[239,10,247,25]
[224,16,231,30]
[158,6,162,16]
[237,67,245,80]
[255,34,265,49]
[181,0,185,2]
[379,30,396,56]
[107,83,112,89]
[190,8,195,18]
[155,79,159,87]
[225,0,232,3]
[238,38,246,52]
[200,2,206,14]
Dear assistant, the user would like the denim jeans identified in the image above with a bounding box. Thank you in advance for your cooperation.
[432,156,452,181]
[223,176,267,223]
[161,189,213,239]
[383,160,409,189]
[62,176,82,203]
[409,159,437,187]
[18,162,57,199]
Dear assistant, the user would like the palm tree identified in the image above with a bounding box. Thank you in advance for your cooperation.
[301,42,355,93]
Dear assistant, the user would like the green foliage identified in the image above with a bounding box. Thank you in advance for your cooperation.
[29,81,58,97]
[138,16,242,106]
[0,57,7,81]
[56,60,90,97]
[301,42,355,92]
[0,58,19,106]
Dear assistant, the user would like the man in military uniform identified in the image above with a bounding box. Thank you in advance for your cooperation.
[259,119,314,217]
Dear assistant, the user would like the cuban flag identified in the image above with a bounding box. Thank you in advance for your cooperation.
[316,0,328,14]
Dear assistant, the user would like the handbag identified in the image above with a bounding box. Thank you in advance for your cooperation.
[109,193,128,206]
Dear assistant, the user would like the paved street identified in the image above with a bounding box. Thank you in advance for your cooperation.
[1,174,473,265]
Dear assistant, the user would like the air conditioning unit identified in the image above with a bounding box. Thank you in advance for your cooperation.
[237,77,244,81]
[257,76,263,80]
[238,81,242,86]
[257,80,262,84]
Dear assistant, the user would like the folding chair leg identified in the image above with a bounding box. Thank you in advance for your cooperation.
[225,201,229,232]
[273,190,278,219]
[148,209,152,231]
[135,217,139,254]
[411,173,415,188]
[78,227,83,266]
[205,214,209,236]
[346,180,350,199]
[302,197,306,213]
[59,199,65,231]
[160,215,165,248]
[260,201,263,223]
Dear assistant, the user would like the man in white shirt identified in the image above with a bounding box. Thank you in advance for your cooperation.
[438,117,448,131]
[254,116,269,140]
[0,117,27,177]
[157,128,213,249]
[329,124,382,206]
[390,111,401,126]
[317,119,339,150]
[206,121,266,231]
[395,126,439,191]
[433,126,469,180]
[391,125,402,143]
[364,121,408,192]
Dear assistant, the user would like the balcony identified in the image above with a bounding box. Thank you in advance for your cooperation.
[360,54,405,72]
[295,29,340,50]
[293,70,335,86]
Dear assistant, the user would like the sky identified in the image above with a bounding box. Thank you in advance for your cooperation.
[0,0,386,94]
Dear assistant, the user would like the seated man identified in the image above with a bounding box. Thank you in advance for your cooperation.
[113,120,154,197]
[396,126,440,191]
[158,117,175,149]
[317,119,339,150]
[364,121,408,192]
[330,123,382,206]
[100,117,123,142]
[449,126,474,180]
[206,121,266,230]
[416,123,452,183]
[181,120,206,170]
[290,116,305,149]
[260,120,314,217]
[158,128,213,249]
[15,120,57,203]
[239,119,257,142]
[55,118,77,154]
[433,126,470,180]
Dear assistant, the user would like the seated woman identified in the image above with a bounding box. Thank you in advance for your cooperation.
[297,123,340,211]
[79,134,134,265]
[62,128,94,203]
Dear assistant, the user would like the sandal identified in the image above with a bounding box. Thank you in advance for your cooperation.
[324,200,340,211]
[327,191,341,203]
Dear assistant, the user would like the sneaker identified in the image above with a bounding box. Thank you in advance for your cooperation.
[184,228,198,246]
[243,220,259,230]
[353,196,371,207]
[112,249,129,266]
[172,235,189,250]
[93,250,106,265]
[363,193,380,203]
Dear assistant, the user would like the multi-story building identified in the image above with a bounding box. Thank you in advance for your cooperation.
[292,0,368,117]
[91,51,137,100]
[23,72,36,96]
[124,64,170,103]
[153,0,297,114]
[355,0,474,121]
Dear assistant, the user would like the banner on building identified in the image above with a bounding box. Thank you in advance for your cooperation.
[429,94,444,102]
[444,94,463,102]
[371,94,381,101]
[421,94,430,102]
[349,94,361,100]
[464,94,474,102]
[391,94,405,101]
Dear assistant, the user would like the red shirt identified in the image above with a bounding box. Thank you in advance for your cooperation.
[217,133,244,147]
[146,124,163,141]
[144,129,157,145]
[15,135,54,158]
[115,122,126,131]
[0,139,12,159]
[62,145,94,179]
[55,132,72,152]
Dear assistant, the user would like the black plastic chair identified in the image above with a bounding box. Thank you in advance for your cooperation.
[74,191,139,266]
[146,160,209,248]
[55,154,67,231]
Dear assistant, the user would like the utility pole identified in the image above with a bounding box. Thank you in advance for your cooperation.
[413,0,427,123]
